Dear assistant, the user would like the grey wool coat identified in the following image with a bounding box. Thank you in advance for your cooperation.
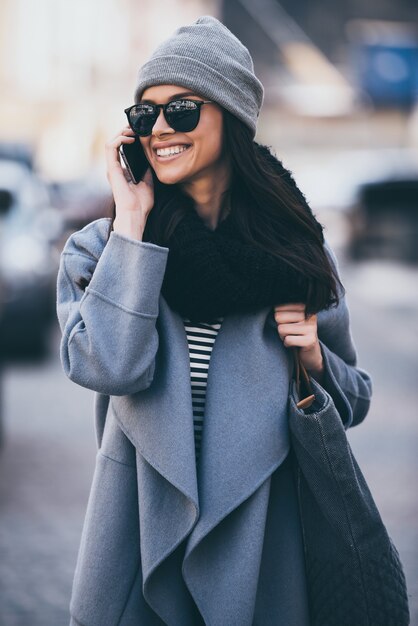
[56,217,372,626]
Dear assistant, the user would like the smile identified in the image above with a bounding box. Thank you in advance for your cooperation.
[154,145,192,162]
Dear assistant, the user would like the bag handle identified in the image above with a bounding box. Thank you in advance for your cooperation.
[293,348,315,409]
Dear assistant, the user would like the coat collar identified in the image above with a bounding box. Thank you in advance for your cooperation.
[110,296,292,622]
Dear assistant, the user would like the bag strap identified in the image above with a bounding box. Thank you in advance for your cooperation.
[293,348,315,409]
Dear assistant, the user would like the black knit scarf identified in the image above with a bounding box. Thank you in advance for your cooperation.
[159,145,315,324]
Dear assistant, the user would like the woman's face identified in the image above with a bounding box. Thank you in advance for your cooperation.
[138,84,228,186]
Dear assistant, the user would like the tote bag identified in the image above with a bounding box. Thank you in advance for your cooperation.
[288,348,410,626]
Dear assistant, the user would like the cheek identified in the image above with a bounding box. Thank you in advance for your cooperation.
[197,134,223,163]
[196,114,224,161]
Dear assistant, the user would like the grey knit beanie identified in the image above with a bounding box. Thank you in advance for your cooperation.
[134,15,264,137]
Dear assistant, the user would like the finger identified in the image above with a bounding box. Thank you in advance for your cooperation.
[106,153,134,195]
[277,322,308,337]
[107,135,136,151]
[105,135,135,182]
[106,127,136,154]
[282,334,315,348]
[274,303,306,313]
[274,311,305,324]
[107,129,135,145]
[105,140,135,177]
[107,165,132,198]
[117,125,136,137]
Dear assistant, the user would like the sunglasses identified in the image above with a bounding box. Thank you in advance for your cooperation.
[124,98,214,137]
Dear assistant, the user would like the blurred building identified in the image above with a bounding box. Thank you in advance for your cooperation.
[0,0,219,180]
[221,0,418,114]
[0,0,417,185]
[221,0,418,67]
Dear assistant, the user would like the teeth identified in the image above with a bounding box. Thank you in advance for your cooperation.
[156,145,189,157]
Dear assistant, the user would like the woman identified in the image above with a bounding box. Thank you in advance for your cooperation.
[57,16,372,626]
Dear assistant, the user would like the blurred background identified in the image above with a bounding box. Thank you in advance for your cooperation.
[0,0,417,624]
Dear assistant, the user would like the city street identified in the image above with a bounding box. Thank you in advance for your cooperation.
[1,0,417,623]
[0,255,417,626]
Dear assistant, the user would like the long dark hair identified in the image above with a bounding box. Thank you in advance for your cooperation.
[109,109,344,316]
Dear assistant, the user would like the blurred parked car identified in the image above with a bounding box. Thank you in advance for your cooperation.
[0,159,64,359]
[0,140,34,171]
[347,177,418,263]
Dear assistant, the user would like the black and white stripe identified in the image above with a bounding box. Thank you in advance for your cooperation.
[182,316,224,464]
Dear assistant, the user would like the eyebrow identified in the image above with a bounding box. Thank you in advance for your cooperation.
[139,91,200,103]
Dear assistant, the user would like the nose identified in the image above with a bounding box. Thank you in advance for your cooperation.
[152,107,174,136]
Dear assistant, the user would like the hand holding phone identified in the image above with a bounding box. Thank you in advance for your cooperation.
[105,126,154,239]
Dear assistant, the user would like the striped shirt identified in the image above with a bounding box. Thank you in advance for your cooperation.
[182,316,224,464]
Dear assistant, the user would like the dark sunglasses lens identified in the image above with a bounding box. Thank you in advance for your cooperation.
[128,104,158,136]
[165,100,200,132]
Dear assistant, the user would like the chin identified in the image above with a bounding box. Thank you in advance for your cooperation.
[155,168,190,185]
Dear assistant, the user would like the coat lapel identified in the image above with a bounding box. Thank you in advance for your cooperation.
[182,306,292,622]
[188,305,291,538]
[110,298,292,624]
[110,296,200,623]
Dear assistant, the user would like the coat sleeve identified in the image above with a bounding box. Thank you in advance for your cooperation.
[56,218,169,395]
[315,240,373,430]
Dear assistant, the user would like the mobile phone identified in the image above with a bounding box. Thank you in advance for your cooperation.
[119,135,150,184]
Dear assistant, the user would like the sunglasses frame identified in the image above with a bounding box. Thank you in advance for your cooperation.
[124,98,214,136]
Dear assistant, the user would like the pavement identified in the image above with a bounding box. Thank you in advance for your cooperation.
[0,254,417,626]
